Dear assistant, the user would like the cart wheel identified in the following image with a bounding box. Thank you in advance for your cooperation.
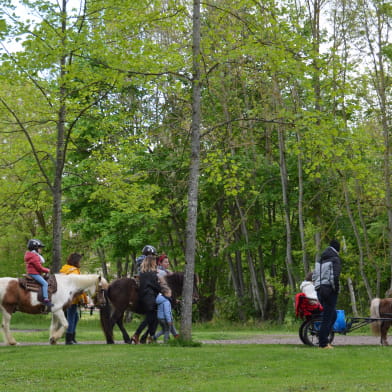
[298,319,308,344]
[301,317,335,347]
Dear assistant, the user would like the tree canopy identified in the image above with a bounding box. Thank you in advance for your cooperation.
[0,0,391,323]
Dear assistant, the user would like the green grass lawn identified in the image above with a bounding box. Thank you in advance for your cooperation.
[1,343,391,392]
[3,311,301,344]
[1,313,390,392]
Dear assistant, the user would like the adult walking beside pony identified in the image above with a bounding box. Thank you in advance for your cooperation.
[313,239,342,349]
[60,253,88,344]
[138,255,169,343]
[131,245,158,343]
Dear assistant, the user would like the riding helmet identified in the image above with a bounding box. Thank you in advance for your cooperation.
[142,245,157,256]
[27,239,45,251]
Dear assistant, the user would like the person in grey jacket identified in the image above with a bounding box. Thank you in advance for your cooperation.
[313,239,342,349]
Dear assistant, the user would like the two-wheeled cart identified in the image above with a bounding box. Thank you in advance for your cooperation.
[295,293,392,346]
[299,313,392,346]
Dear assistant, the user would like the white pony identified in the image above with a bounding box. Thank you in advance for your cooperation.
[0,274,107,345]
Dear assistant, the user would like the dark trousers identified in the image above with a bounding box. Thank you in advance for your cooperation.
[146,309,158,337]
[317,286,338,347]
[135,318,148,336]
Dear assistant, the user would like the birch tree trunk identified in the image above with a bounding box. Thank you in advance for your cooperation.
[297,131,309,274]
[355,181,381,297]
[342,177,373,300]
[235,197,264,318]
[347,277,358,317]
[180,0,201,341]
[272,77,295,292]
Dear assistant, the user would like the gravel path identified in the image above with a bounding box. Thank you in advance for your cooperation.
[201,334,382,346]
[0,333,384,346]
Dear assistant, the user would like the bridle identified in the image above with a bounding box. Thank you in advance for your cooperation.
[91,277,107,309]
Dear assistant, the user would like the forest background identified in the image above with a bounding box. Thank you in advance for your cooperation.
[0,0,391,324]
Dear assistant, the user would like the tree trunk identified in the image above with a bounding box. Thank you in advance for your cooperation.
[235,197,264,318]
[52,0,68,272]
[97,246,109,281]
[227,252,246,321]
[296,131,309,274]
[347,277,358,317]
[358,0,392,288]
[180,0,201,341]
[355,181,381,297]
[342,178,373,300]
[255,216,269,316]
[272,77,295,292]
[116,258,123,278]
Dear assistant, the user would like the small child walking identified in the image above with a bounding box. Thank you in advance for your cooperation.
[154,293,173,343]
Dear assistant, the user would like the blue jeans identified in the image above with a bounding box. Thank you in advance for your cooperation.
[317,285,338,347]
[66,304,79,333]
[155,319,171,343]
[29,274,48,299]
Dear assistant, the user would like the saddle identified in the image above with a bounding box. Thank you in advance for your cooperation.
[18,274,58,303]
[132,276,140,287]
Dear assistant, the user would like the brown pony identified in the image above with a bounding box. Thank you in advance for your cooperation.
[370,298,392,345]
[99,272,199,344]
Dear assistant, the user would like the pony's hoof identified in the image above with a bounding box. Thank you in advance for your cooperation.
[131,335,140,344]
[49,337,57,345]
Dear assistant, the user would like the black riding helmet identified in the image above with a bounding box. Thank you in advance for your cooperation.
[142,245,157,256]
[27,239,45,251]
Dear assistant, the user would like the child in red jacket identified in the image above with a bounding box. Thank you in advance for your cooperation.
[25,239,52,307]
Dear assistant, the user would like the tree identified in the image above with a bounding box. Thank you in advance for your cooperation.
[181,0,201,341]
[0,0,117,270]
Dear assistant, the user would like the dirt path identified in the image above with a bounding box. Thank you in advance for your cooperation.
[201,334,382,346]
[1,333,383,346]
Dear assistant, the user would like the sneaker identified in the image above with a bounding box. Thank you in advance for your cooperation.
[320,344,334,349]
[43,299,53,307]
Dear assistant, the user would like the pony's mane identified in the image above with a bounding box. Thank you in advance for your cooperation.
[55,273,106,290]
[165,271,183,284]
[164,272,184,297]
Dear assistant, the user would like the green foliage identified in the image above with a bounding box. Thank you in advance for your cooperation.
[0,0,391,322]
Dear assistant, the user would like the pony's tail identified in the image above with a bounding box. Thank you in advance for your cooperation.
[99,291,115,344]
[370,298,381,336]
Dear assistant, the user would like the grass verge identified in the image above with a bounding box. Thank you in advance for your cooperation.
[1,343,391,392]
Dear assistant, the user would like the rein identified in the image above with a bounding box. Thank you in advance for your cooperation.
[91,277,107,308]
